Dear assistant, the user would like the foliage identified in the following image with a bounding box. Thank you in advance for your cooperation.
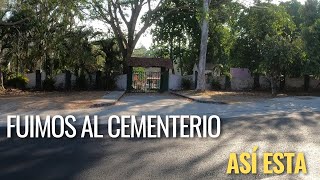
[181,78,192,90]
[89,0,188,73]
[301,0,320,76]
[150,0,201,75]
[93,37,122,90]
[0,0,104,90]
[151,0,242,76]
[6,74,29,89]
[42,78,55,91]
[210,79,221,90]
[230,2,304,94]
[76,74,88,90]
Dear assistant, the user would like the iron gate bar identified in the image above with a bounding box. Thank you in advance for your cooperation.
[132,71,161,92]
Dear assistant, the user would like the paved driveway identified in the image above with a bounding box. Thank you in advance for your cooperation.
[0,93,320,179]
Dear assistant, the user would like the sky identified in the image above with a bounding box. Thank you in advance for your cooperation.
[91,0,307,49]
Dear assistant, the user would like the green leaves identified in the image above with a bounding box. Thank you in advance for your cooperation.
[231,2,300,78]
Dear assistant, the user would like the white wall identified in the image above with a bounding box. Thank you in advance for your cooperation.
[25,73,36,88]
[310,78,320,90]
[116,74,127,90]
[169,74,182,90]
[25,72,46,88]
[25,72,79,89]
[259,76,270,90]
[54,73,65,89]
[231,77,254,91]
[286,78,304,89]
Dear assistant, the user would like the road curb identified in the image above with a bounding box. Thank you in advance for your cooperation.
[90,91,126,108]
[170,91,228,105]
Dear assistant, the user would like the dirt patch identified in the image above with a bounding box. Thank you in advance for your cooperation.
[177,90,274,104]
[0,90,107,112]
[0,88,43,97]
[176,90,320,104]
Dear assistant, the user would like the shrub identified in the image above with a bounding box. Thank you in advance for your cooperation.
[76,74,88,90]
[211,79,221,90]
[42,78,56,91]
[6,75,29,89]
[106,76,116,90]
[181,78,192,90]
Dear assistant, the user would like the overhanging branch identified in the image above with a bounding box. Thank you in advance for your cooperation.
[0,18,28,26]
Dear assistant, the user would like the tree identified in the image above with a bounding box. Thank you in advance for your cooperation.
[301,0,320,76]
[206,2,243,75]
[0,0,97,90]
[231,2,299,94]
[197,0,231,91]
[261,35,300,94]
[197,0,211,91]
[90,0,188,73]
[94,37,122,90]
[150,0,200,75]
[280,0,304,33]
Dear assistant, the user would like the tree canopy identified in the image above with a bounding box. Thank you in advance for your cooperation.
[1,0,320,93]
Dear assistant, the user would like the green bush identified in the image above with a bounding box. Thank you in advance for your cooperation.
[6,75,29,89]
[106,77,116,90]
[42,78,56,91]
[181,78,192,90]
[211,79,221,90]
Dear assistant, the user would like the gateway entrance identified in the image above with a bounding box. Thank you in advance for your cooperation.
[127,57,173,93]
[132,68,161,92]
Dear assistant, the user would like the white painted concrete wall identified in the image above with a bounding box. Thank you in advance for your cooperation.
[25,71,319,91]
[231,77,254,91]
[285,78,304,89]
[25,72,46,88]
[54,73,65,89]
[116,74,127,90]
[25,73,36,88]
[169,74,182,90]
[259,76,270,90]
[310,78,320,90]
[26,72,79,89]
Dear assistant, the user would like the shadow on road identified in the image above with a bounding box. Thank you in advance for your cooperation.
[0,111,318,179]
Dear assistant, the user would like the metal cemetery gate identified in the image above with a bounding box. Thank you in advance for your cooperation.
[127,57,172,93]
[132,71,161,92]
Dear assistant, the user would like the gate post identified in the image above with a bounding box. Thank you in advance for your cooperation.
[194,71,198,89]
[127,66,133,92]
[65,70,71,90]
[96,70,102,90]
[279,75,285,91]
[253,73,260,90]
[160,67,169,92]
[36,70,41,90]
[225,76,231,90]
[304,75,310,92]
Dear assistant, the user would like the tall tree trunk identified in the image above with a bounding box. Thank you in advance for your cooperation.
[169,29,175,74]
[197,0,211,91]
[270,76,277,96]
[0,68,4,90]
[122,48,134,74]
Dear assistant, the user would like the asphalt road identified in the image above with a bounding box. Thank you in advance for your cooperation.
[0,94,320,179]
[1,93,320,125]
